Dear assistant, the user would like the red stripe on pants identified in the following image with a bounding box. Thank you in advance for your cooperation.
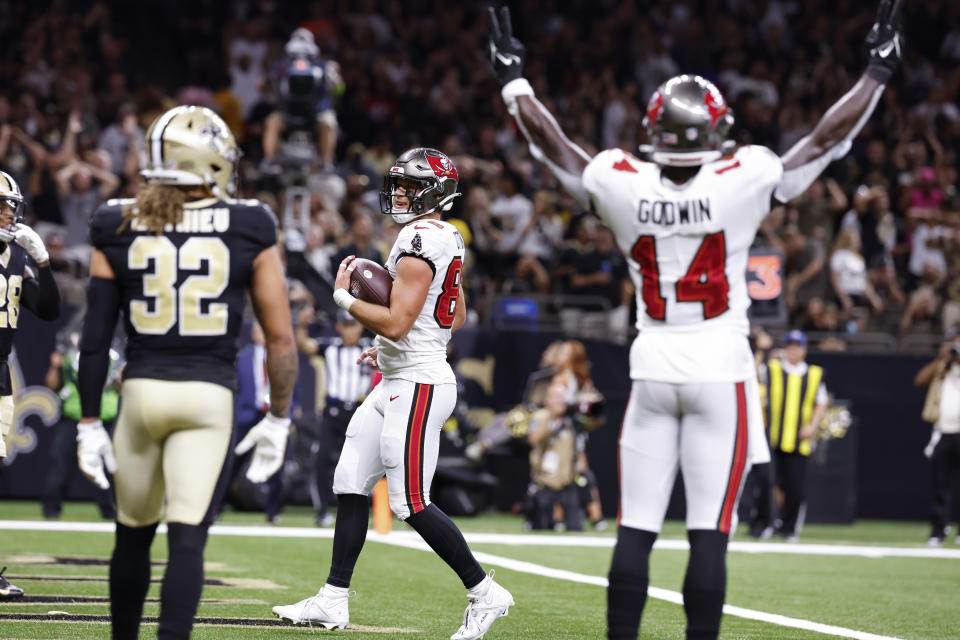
[718,382,748,533]
[406,384,430,514]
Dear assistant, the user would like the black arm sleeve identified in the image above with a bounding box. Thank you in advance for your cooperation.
[20,265,61,321]
[78,277,121,419]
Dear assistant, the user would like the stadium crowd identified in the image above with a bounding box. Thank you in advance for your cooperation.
[0,0,958,343]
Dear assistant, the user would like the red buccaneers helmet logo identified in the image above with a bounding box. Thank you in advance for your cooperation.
[646,91,664,124]
[704,90,727,129]
[426,154,458,182]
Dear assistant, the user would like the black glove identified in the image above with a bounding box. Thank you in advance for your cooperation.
[864,0,904,84]
[487,6,526,87]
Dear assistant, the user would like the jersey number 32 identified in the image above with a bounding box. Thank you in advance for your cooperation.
[128,236,230,336]
[631,231,729,321]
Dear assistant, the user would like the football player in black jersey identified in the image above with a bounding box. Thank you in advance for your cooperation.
[77,105,298,640]
[0,170,60,460]
[0,170,59,602]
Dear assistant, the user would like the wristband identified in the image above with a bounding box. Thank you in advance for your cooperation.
[333,288,356,311]
[264,413,291,428]
[501,78,534,105]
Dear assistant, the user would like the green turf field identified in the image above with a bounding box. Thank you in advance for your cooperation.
[0,500,956,639]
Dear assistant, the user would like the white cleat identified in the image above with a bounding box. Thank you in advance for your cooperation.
[450,577,514,640]
[272,585,350,629]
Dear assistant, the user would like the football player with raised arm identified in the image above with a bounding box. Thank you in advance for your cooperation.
[0,171,60,461]
[487,2,902,639]
[273,148,513,640]
[76,106,297,640]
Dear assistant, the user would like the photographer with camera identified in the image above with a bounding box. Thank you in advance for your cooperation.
[915,337,960,546]
[263,28,342,171]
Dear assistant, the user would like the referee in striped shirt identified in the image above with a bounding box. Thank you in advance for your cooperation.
[296,306,372,526]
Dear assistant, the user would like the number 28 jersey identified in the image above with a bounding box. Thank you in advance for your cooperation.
[90,197,278,390]
[582,145,783,383]
[376,219,463,385]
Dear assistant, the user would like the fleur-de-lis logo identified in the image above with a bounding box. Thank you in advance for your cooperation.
[1,349,60,466]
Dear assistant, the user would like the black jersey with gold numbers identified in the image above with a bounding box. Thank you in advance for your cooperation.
[90,197,278,390]
[0,242,28,382]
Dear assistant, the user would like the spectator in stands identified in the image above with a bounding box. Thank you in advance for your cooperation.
[795,178,847,250]
[940,207,960,334]
[914,338,960,546]
[513,189,563,293]
[841,185,905,307]
[96,102,143,178]
[783,223,828,318]
[830,229,883,330]
[332,210,382,265]
[488,172,533,283]
[54,159,118,254]
[566,226,629,338]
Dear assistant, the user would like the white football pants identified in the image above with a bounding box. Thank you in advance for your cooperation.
[333,378,456,520]
[618,378,762,533]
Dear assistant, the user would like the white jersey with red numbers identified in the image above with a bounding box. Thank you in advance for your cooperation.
[375,218,464,384]
[582,145,783,384]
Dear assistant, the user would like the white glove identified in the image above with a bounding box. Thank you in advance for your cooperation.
[0,225,15,243]
[13,223,49,264]
[234,413,290,483]
[77,420,116,490]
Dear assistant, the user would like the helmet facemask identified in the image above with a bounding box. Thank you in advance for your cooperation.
[0,171,24,240]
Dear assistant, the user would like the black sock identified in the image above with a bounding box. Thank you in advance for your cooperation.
[157,523,209,640]
[683,529,729,640]
[327,493,370,588]
[110,522,158,640]
[607,526,657,640]
[405,504,486,589]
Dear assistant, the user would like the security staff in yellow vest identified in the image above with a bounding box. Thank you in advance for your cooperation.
[41,344,120,519]
[766,330,828,541]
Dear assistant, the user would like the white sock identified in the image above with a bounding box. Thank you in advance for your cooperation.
[468,575,491,597]
[323,584,349,598]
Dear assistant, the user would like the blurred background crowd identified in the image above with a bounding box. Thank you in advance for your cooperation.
[0,0,954,530]
[0,0,956,349]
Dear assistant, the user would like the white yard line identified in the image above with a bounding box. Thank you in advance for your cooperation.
[372,533,905,640]
[0,519,912,640]
[2,520,958,560]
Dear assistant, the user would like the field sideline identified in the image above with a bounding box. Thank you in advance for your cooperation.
[0,501,955,639]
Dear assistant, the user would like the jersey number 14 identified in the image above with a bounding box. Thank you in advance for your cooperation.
[631,231,729,321]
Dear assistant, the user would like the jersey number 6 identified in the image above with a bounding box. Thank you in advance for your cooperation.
[631,231,730,321]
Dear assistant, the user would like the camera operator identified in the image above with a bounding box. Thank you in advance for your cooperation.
[915,337,960,546]
[263,28,342,171]
[526,381,580,531]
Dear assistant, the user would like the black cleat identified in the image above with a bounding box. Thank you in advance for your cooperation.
[0,566,24,600]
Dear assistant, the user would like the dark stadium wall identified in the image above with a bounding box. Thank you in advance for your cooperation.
[0,317,944,523]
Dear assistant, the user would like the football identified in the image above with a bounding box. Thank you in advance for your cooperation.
[349,258,393,306]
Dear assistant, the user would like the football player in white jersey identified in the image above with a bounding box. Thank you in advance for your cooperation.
[273,148,514,640]
[487,2,902,639]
